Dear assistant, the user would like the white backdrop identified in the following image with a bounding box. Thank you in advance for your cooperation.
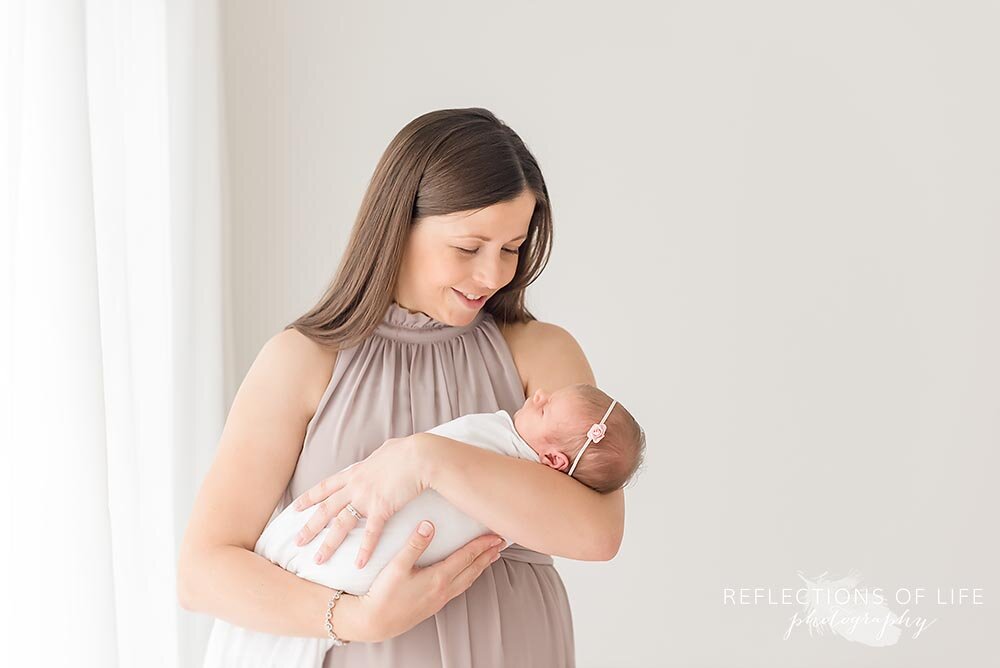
[4,1,997,667]
[218,1,998,666]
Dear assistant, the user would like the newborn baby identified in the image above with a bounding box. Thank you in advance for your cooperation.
[513,383,646,494]
[203,383,645,668]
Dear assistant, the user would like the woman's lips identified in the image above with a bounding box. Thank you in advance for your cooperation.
[453,288,486,309]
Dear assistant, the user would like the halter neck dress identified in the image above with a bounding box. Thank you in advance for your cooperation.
[278,301,576,667]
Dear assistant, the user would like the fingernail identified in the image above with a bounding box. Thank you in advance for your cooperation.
[491,538,503,547]
[314,553,323,564]
[490,552,501,563]
[418,521,433,536]
[355,557,366,569]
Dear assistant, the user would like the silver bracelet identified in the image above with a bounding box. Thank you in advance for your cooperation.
[324,589,351,646]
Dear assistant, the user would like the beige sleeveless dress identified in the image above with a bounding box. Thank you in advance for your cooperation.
[279,302,575,667]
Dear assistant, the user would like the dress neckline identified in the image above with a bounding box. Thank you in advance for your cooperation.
[374,301,487,343]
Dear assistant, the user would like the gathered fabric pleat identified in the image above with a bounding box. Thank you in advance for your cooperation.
[279,302,575,668]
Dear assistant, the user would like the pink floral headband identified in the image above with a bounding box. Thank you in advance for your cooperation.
[567,398,618,477]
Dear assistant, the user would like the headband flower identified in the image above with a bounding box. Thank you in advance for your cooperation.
[568,398,618,478]
[587,423,607,443]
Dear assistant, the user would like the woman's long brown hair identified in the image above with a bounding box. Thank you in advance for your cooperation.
[286,108,554,350]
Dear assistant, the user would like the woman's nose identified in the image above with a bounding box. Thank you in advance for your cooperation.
[473,253,506,290]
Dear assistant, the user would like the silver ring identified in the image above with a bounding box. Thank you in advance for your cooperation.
[344,503,364,521]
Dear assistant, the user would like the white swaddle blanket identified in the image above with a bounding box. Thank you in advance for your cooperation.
[203,410,537,668]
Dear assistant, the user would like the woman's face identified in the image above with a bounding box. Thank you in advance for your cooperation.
[395,188,536,326]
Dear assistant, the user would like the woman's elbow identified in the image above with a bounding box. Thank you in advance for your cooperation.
[592,493,625,561]
[574,520,622,561]
[176,559,197,611]
[177,582,196,612]
[573,534,619,562]
[595,528,623,561]
[176,545,209,612]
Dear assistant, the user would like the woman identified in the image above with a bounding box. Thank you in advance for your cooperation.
[178,108,625,667]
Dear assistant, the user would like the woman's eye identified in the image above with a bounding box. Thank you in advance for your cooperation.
[455,246,519,256]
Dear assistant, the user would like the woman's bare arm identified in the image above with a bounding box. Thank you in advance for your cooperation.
[177,330,373,640]
[420,321,625,561]
[418,434,623,560]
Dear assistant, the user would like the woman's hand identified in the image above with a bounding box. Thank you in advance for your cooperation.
[348,520,504,642]
[293,435,429,568]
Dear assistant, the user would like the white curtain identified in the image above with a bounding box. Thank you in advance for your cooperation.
[2,1,226,666]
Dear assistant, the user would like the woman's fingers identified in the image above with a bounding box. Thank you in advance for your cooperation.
[439,533,504,590]
[360,525,504,641]
[296,488,350,546]
[354,513,387,569]
[293,468,350,511]
[388,520,437,572]
[448,538,503,598]
[313,504,360,564]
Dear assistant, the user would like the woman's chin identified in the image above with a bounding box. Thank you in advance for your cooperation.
[441,304,479,327]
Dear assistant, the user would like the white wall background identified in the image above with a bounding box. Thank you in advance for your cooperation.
[218,1,999,665]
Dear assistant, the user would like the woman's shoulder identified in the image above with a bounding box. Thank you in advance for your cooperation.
[497,318,573,355]
[265,327,339,418]
[497,318,596,394]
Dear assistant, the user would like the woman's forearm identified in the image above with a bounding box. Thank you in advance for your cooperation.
[417,434,624,561]
[177,544,376,642]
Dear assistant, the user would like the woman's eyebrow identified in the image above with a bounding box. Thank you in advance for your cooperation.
[456,233,527,242]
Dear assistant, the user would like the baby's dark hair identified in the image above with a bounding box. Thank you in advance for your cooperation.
[555,384,646,493]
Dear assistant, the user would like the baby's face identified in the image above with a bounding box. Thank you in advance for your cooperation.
[512,387,584,463]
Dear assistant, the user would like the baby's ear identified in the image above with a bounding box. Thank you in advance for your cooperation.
[541,450,571,473]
